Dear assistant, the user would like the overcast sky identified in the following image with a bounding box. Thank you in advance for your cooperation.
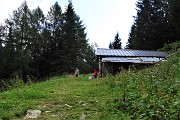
[0,0,137,48]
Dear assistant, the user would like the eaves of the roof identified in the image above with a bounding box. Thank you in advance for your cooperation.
[96,48,168,58]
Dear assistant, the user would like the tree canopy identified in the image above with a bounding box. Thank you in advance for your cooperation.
[109,32,122,49]
[0,1,94,84]
[126,0,180,50]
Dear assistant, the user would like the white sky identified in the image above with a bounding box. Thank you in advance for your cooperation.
[0,0,137,48]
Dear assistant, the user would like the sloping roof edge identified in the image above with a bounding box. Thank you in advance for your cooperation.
[96,48,168,58]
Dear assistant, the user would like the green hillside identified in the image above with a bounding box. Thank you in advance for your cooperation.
[0,42,180,120]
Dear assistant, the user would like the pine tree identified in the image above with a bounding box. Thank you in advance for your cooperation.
[126,23,135,49]
[5,1,32,82]
[109,41,113,49]
[46,2,65,75]
[3,20,15,78]
[30,6,46,80]
[110,32,122,49]
[132,0,153,50]
[61,1,91,73]
[0,25,6,79]
[129,0,173,50]
[169,0,180,41]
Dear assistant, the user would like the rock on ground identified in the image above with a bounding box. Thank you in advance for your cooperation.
[23,109,41,119]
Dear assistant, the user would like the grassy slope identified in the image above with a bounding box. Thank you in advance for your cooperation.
[0,43,180,120]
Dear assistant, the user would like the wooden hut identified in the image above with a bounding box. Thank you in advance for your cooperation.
[96,48,168,77]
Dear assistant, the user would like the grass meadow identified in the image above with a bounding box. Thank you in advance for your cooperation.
[0,49,180,119]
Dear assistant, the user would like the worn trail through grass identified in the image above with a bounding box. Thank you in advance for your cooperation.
[1,75,117,120]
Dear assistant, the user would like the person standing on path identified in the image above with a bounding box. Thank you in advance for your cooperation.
[74,68,79,77]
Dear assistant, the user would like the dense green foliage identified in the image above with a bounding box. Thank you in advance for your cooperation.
[0,42,179,119]
[159,41,180,54]
[0,1,94,86]
[126,0,180,50]
[169,0,180,37]
[109,32,122,49]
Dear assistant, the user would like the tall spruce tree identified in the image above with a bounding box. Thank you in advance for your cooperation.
[132,0,153,50]
[46,2,65,75]
[0,25,6,79]
[109,41,113,49]
[128,0,173,50]
[61,2,77,72]
[30,6,46,80]
[126,23,135,49]
[5,1,32,82]
[61,1,92,73]
[109,32,122,49]
[169,0,180,41]
[3,20,16,79]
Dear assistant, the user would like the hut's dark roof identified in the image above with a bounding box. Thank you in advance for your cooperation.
[96,48,168,58]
